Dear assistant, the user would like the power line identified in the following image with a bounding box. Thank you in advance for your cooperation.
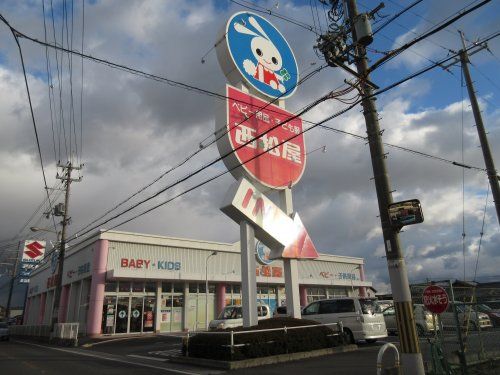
[68,38,496,244]
[369,0,492,73]
[228,0,320,34]
[372,0,425,36]
[73,65,328,236]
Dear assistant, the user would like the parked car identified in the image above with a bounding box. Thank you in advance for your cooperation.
[476,304,500,327]
[301,297,387,344]
[0,322,9,341]
[440,302,492,330]
[272,305,304,317]
[209,303,271,330]
[383,304,438,336]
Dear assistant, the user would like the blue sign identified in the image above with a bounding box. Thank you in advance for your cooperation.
[225,12,299,99]
[255,241,273,265]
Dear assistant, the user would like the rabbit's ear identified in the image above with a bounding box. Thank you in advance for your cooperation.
[248,17,270,40]
[234,21,259,37]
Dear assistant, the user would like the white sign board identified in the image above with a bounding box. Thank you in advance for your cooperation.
[221,178,318,259]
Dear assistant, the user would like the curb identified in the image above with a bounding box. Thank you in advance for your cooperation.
[169,344,359,370]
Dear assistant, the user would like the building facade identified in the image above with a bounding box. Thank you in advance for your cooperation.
[24,230,372,336]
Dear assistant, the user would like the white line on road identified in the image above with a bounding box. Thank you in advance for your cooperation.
[128,354,169,362]
[15,340,201,375]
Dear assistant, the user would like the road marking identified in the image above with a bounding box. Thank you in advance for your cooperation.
[81,334,156,347]
[128,354,168,362]
[15,340,201,375]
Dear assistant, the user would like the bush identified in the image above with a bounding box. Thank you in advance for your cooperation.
[185,317,346,361]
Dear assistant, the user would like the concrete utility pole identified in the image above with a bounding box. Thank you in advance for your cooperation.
[51,162,82,327]
[344,1,424,374]
[5,242,21,319]
[459,31,500,226]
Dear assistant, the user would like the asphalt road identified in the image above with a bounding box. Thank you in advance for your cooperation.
[0,338,220,375]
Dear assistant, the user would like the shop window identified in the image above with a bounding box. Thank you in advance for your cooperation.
[225,285,232,294]
[118,281,131,293]
[104,281,117,293]
[162,282,172,293]
[198,283,206,294]
[145,282,156,293]
[208,284,216,294]
[233,285,240,294]
[173,295,184,307]
[173,283,183,293]
[189,283,198,293]
[132,282,144,293]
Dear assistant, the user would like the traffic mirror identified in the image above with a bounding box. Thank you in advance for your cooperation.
[388,199,424,228]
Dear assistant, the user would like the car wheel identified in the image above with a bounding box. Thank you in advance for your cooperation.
[366,339,377,344]
[416,324,425,337]
[343,328,355,345]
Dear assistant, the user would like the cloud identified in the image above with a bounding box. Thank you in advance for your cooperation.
[0,1,498,302]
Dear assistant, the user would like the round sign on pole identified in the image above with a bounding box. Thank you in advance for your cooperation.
[422,285,449,314]
[217,12,299,99]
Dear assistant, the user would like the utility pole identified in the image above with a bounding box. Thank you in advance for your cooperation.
[342,1,424,373]
[459,31,500,226]
[51,162,82,328]
[5,242,21,320]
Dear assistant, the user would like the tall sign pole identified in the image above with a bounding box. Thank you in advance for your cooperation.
[344,1,424,373]
[459,31,500,226]
[216,11,318,327]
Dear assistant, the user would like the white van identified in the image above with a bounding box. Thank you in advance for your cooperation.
[301,297,387,343]
[208,304,271,330]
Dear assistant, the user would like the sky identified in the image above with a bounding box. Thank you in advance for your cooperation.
[0,0,499,307]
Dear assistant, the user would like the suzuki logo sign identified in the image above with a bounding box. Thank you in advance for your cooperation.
[23,240,46,262]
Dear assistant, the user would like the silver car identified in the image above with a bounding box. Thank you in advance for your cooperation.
[383,304,438,336]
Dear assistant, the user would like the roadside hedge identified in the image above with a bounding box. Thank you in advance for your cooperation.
[184,317,347,361]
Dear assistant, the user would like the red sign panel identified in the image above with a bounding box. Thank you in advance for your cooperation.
[222,85,306,190]
[423,285,449,314]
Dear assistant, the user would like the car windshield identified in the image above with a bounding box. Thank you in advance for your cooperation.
[360,298,382,314]
[218,306,242,320]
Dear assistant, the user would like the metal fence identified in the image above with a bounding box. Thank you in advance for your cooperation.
[185,322,343,358]
[409,281,500,375]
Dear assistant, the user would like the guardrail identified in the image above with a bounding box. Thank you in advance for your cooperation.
[184,321,343,357]
[9,323,79,346]
[9,325,52,337]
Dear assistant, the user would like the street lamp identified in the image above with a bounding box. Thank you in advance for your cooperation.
[205,251,218,330]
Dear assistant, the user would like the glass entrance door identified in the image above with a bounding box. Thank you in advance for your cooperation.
[143,297,155,332]
[116,297,129,333]
[101,296,117,334]
[130,297,143,333]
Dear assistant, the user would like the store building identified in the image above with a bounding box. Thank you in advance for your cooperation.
[24,230,373,337]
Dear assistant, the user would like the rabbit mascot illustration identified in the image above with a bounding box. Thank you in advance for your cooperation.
[234,17,287,93]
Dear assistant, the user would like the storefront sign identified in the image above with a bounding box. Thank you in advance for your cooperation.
[217,85,306,190]
[120,258,181,270]
[221,177,318,259]
[217,12,299,99]
[255,241,273,265]
[256,265,283,277]
[338,272,357,280]
[46,274,58,289]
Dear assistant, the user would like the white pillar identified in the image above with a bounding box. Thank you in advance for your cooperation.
[155,281,161,333]
[279,188,301,318]
[240,221,258,327]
